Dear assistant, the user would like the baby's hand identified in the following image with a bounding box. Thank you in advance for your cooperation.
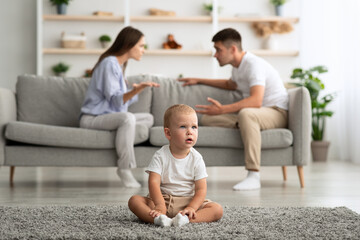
[149,205,166,218]
[179,207,196,219]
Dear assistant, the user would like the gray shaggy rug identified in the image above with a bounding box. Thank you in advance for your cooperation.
[0,205,359,239]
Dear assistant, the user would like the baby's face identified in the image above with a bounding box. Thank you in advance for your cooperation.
[167,112,198,151]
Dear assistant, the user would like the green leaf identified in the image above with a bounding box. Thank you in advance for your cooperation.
[309,65,328,73]
[49,0,71,5]
[313,111,334,117]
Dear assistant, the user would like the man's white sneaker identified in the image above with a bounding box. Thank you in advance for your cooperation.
[233,171,261,191]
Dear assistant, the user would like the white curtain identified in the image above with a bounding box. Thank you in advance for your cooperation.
[301,0,360,163]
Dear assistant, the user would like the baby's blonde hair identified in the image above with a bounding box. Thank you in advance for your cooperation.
[164,104,196,128]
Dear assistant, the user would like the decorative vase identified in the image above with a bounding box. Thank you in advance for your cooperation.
[100,41,111,49]
[263,35,278,50]
[55,72,66,77]
[311,141,330,162]
[275,5,283,16]
[56,3,67,15]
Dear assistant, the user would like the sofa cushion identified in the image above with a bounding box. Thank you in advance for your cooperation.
[146,76,243,126]
[5,121,149,149]
[149,126,293,149]
[17,75,89,127]
[16,74,152,128]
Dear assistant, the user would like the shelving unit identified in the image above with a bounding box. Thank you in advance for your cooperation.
[37,0,300,77]
[219,16,299,23]
[43,15,124,22]
[40,14,299,57]
[130,16,212,22]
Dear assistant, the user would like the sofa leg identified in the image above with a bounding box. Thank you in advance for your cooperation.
[10,166,15,187]
[282,166,287,181]
[297,166,305,188]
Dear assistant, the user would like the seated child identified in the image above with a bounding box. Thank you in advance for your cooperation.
[128,104,223,227]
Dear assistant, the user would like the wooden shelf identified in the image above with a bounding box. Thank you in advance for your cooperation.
[43,48,298,57]
[43,48,103,54]
[219,16,299,23]
[43,15,298,23]
[43,15,124,21]
[130,16,212,23]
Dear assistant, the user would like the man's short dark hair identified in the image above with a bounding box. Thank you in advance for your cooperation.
[212,28,242,51]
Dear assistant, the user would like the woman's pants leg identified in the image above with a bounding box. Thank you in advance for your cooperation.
[80,112,137,169]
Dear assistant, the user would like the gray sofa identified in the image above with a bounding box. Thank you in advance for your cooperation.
[0,74,311,187]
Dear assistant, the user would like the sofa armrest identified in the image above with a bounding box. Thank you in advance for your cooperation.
[0,87,16,165]
[287,87,312,166]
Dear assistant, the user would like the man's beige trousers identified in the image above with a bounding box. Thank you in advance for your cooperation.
[201,107,288,170]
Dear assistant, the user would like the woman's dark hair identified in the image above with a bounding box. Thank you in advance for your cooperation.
[212,28,242,51]
[92,26,144,73]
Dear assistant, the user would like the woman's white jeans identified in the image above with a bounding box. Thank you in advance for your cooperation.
[79,112,153,169]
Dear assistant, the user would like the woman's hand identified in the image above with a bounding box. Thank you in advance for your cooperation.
[179,207,196,219]
[178,78,199,86]
[124,81,159,103]
[132,81,159,91]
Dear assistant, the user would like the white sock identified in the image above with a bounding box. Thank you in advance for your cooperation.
[233,171,261,191]
[116,169,141,188]
[172,213,189,227]
[154,215,173,227]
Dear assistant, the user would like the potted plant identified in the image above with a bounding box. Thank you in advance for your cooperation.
[52,62,70,77]
[290,65,336,161]
[202,3,222,16]
[270,0,288,16]
[49,0,72,15]
[99,35,112,49]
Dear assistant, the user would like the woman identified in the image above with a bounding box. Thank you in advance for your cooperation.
[80,26,159,188]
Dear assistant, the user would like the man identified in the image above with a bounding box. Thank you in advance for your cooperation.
[179,28,288,191]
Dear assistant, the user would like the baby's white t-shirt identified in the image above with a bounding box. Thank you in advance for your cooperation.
[146,145,208,197]
[231,51,289,110]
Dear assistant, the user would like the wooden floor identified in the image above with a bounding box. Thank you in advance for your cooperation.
[0,160,359,213]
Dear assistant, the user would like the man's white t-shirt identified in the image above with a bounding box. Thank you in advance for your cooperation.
[231,52,289,110]
[146,145,208,197]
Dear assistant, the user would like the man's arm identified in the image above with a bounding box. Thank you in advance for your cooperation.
[196,85,265,115]
[178,78,237,90]
[179,178,207,219]
[148,172,166,217]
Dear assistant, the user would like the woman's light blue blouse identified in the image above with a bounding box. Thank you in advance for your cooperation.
[81,56,138,115]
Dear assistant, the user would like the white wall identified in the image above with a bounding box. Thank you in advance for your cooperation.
[0,0,37,91]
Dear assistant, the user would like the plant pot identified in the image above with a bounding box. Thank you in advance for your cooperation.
[56,3,67,15]
[55,72,66,77]
[311,141,330,162]
[275,5,283,16]
[263,35,278,50]
[100,41,111,49]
